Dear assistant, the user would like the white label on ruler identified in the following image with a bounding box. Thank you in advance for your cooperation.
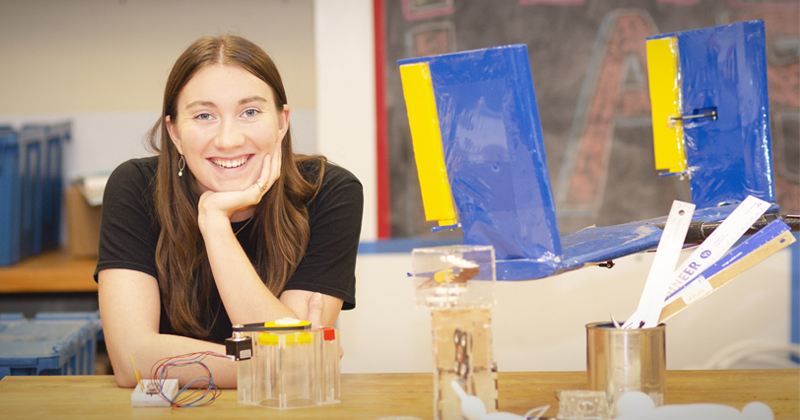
[680,276,713,305]
[623,200,695,329]
[664,195,771,306]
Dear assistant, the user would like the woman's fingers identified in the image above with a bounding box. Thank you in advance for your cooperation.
[303,292,341,358]
[306,292,323,329]
[254,138,283,198]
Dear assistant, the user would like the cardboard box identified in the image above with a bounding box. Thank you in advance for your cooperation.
[65,186,101,258]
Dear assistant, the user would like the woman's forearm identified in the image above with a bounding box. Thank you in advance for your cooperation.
[200,214,298,324]
[112,331,236,389]
[98,269,237,389]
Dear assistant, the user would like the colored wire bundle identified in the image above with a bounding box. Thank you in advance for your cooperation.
[148,351,229,407]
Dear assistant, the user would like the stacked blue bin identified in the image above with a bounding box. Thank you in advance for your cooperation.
[41,123,70,251]
[0,311,102,379]
[0,122,70,266]
[0,127,20,266]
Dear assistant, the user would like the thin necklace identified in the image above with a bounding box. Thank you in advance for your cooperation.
[208,301,222,333]
[234,217,254,236]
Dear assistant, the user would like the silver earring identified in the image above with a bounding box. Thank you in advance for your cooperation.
[178,155,185,177]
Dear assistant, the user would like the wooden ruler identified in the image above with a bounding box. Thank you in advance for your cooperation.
[659,230,796,324]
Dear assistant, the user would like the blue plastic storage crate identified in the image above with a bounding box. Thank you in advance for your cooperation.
[0,122,70,266]
[41,122,70,251]
[0,127,21,266]
[0,311,102,379]
[18,125,47,260]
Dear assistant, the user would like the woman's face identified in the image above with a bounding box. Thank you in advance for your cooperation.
[166,63,289,194]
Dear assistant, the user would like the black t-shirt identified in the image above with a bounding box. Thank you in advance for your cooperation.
[94,156,363,344]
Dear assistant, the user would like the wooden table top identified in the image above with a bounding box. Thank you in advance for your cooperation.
[0,370,797,419]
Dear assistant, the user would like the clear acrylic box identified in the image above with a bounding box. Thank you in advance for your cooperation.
[226,319,340,409]
[411,245,498,420]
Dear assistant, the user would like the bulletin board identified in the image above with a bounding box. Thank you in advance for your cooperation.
[377,0,799,239]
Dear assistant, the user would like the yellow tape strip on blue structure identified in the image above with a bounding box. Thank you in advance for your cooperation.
[399,62,457,226]
[647,36,686,173]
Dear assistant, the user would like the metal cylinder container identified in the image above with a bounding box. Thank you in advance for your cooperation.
[586,322,666,415]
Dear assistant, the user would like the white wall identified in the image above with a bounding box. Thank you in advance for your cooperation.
[0,0,317,113]
[314,0,377,241]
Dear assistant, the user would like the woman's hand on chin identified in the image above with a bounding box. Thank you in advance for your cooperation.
[197,139,282,230]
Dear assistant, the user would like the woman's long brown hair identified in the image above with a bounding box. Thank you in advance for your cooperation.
[146,35,323,338]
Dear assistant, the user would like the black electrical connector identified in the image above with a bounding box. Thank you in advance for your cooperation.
[225,328,253,361]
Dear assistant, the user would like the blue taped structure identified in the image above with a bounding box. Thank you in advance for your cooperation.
[399,21,777,281]
[648,20,775,209]
[400,45,561,271]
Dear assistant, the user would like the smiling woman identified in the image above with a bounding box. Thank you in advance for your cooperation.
[93,35,363,389]
[165,64,288,199]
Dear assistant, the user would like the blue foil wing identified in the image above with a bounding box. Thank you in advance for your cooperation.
[400,45,562,265]
[648,20,775,209]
